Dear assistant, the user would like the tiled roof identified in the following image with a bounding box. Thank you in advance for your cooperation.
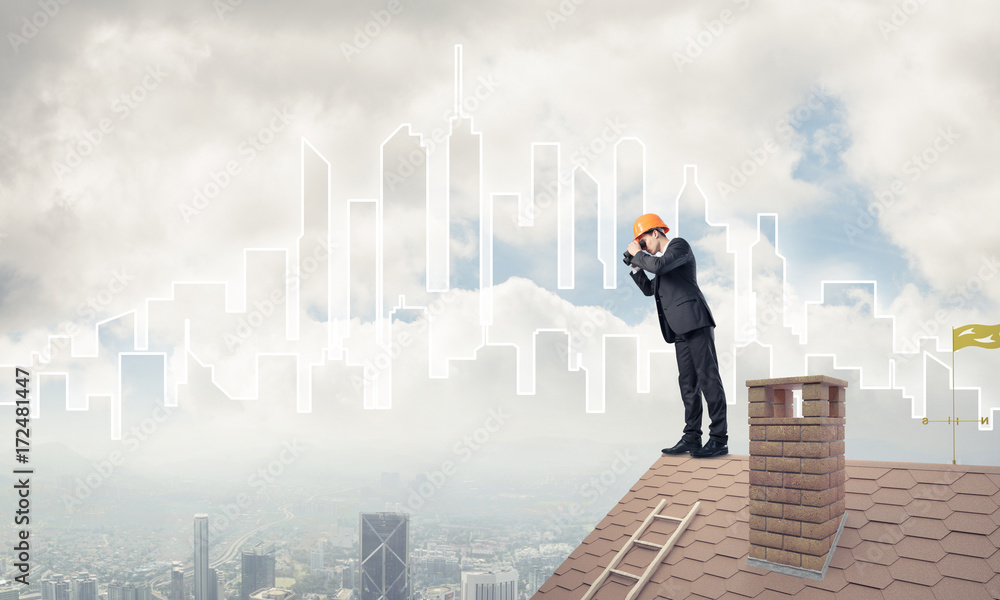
[533,455,1000,600]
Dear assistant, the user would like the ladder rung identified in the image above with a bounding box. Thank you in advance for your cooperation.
[609,569,640,580]
[653,514,683,522]
[633,539,664,550]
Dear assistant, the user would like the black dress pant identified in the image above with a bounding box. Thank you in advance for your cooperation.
[675,325,728,444]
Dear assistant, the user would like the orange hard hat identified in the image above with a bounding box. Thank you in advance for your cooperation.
[633,213,669,241]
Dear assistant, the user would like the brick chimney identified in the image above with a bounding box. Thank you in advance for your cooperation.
[746,375,848,579]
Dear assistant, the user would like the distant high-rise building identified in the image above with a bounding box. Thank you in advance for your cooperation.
[74,572,97,600]
[414,550,459,588]
[0,584,20,600]
[208,568,223,600]
[309,550,324,573]
[107,583,151,600]
[240,542,275,600]
[359,513,409,600]
[171,565,185,600]
[342,560,357,590]
[42,575,71,600]
[194,514,210,600]
[460,570,517,600]
[525,566,551,597]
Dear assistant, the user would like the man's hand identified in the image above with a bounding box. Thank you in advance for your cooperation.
[627,239,641,256]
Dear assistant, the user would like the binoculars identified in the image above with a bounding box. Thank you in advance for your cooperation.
[622,239,646,265]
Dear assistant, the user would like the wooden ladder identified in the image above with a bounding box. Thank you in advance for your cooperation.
[580,500,701,600]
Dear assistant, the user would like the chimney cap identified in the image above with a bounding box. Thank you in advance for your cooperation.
[746,375,848,389]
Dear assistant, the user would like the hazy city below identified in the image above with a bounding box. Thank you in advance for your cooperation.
[1,448,651,600]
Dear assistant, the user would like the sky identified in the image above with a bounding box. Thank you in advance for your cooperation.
[1,0,1000,528]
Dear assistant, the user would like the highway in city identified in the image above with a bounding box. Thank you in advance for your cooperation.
[149,506,294,599]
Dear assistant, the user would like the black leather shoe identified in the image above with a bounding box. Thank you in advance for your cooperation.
[662,438,702,455]
[691,439,728,458]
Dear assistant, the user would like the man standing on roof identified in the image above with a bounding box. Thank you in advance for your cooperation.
[623,214,728,458]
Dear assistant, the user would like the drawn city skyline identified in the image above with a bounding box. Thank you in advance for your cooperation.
[4,47,995,461]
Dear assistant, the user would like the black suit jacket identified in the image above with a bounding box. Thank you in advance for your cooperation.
[629,237,716,344]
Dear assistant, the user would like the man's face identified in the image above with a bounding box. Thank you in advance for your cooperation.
[639,230,657,252]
